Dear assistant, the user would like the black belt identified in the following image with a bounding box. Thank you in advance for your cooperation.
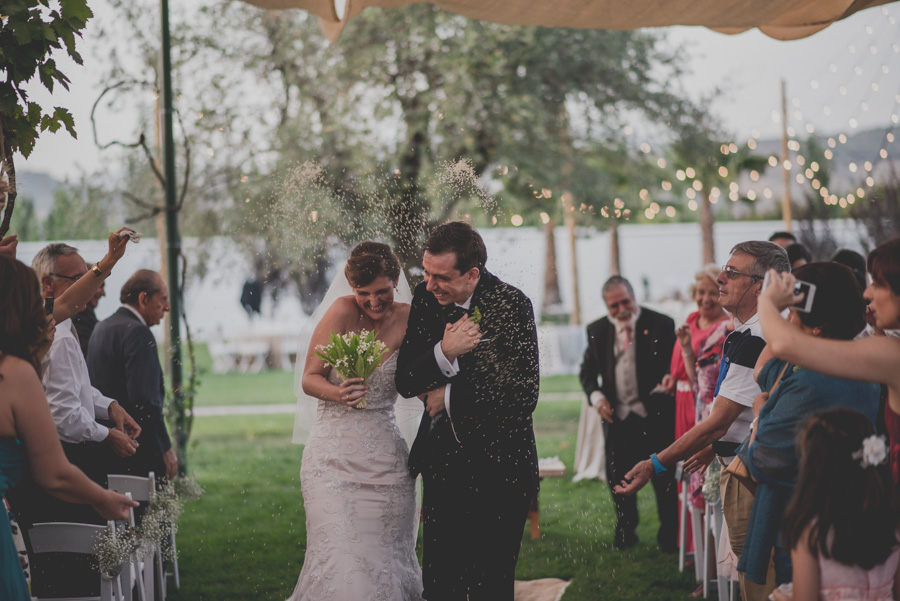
[711,441,740,457]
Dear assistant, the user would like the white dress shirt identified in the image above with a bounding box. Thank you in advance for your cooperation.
[433,293,476,418]
[42,318,113,443]
[121,303,147,326]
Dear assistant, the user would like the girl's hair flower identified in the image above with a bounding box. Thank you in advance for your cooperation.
[852,434,888,468]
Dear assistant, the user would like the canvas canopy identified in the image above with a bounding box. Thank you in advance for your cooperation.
[241,0,896,42]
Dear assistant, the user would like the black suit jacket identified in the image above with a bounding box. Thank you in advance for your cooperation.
[87,307,171,476]
[395,270,540,490]
[579,307,676,417]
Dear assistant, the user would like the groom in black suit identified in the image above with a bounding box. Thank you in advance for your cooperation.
[87,269,178,481]
[396,222,540,601]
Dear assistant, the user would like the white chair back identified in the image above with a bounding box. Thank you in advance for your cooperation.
[107,473,167,601]
[27,521,124,601]
[107,473,157,503]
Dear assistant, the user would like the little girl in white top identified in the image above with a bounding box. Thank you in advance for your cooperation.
[774,408,900,601]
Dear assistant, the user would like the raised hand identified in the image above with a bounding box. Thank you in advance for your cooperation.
[676,323,692,352]
[440,315,481,362]
[760,269,803,311]
[107,227,134,263]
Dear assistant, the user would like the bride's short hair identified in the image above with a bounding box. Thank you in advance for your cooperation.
[345,242,401,288]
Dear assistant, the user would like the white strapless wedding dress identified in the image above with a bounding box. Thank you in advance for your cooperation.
[287,353,424,601]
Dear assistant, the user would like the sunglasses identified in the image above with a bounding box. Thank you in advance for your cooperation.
[721,265,763,282]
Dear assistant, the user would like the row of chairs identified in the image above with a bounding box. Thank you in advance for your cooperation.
[676,462,738,601]
[26,472,178,601]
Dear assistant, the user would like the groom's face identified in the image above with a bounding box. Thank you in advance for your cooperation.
[423,251,479,305]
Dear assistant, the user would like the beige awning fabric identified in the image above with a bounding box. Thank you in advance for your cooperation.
[240,0,896,42]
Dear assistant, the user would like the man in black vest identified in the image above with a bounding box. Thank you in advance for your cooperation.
[396,222,539,601]
[580,275,677,551]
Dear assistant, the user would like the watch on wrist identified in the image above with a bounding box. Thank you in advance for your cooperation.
[650,453,667,474]
[90,264,103,278]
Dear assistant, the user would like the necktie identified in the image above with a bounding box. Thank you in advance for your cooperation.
[622,325,632,351]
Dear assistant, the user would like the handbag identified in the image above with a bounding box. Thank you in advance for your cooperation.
[723,361,792,485]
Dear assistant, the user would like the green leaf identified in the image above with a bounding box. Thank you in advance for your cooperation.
[60,0,93,25]
[53,107,76,137]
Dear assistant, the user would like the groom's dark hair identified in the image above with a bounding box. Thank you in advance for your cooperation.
[424,221,487,275]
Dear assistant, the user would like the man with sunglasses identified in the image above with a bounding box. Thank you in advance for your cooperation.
[614,240,789,601]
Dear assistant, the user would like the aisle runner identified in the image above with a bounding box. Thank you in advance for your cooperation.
[515,578,570,601]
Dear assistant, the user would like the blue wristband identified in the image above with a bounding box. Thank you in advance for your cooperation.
[650,453,667,474]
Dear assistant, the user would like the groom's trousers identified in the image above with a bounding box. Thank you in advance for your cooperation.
[419,427,534,601]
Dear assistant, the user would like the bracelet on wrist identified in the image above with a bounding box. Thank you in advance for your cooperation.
[650,453,667,474]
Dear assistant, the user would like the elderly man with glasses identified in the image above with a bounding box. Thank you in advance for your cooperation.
[14,244,142,522]
[614,240,790,601]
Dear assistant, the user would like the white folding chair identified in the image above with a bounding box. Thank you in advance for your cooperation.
[27,521,125,601]
[118,493,147,601]
[676,461,695,573]
[107,473,176,601]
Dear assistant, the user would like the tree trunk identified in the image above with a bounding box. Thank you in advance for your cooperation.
[561,191,581,325]
[0,120,18,239]
[609,217,621,276]
[542,219,562,317]
[390,97,429,274]
[699,190,715,264]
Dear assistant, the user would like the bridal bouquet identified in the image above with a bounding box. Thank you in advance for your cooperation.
[316,329,389,409]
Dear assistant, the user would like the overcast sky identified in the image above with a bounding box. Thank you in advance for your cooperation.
[18,2,900,181]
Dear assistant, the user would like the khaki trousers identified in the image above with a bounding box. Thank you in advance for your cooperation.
[720,469,776,601]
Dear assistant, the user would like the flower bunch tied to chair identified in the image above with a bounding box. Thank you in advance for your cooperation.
[93,475,203,575]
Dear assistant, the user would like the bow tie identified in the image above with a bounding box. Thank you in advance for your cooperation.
[443,304,468,323]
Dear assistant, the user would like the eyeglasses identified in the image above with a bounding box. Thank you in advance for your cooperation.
[721,265,763,282]
[50,272,82,282]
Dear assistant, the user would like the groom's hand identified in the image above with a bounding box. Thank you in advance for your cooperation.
[424,386,447,417]
[440,315,482,362]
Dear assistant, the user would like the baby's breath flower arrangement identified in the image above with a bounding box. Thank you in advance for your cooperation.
[141,481,184,561]
[173,473,204,502]
[94,475,203,572]
[93,526,137,579]
[315,329,389,409]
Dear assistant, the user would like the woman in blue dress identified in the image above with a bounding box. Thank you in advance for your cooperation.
[0,257,136,600]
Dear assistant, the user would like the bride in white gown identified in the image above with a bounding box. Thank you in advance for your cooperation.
[287,242,424,601]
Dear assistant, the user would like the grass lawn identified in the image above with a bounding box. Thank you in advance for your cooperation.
[169,369,698,600]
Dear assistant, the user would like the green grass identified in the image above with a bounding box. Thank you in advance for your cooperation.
[186,343,295,407]
[169,371,698,601]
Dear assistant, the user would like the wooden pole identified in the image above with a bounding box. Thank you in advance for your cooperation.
[781,79,792,232]
[561,191,581,325]
[160,0,186,474]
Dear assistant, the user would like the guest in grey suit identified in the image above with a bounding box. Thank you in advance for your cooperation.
[579,275,678,551]
[88,269,177,480]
